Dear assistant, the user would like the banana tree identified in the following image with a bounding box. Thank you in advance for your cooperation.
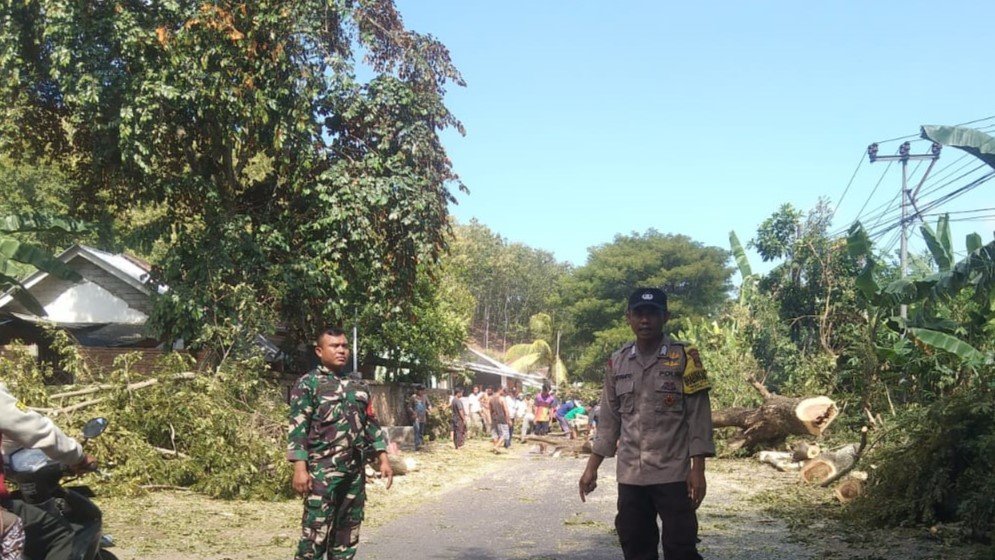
[847,219,995,366]
[504,313,568,384]
[0,213,87,316]
[729,230,758,305]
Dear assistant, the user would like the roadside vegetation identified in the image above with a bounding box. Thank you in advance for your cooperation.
[1,0,993,555]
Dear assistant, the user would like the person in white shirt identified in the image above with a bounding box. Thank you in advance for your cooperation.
[467,386,482,436]
[0,383,96,560]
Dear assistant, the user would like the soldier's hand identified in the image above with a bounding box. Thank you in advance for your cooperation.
[378,453,393,490]
[292,462,312,497]
[578,468,597,502]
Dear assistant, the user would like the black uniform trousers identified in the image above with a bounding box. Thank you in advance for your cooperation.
[616,482,702,560]
[3,499,74,560]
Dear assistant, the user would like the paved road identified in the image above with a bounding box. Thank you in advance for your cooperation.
[359,450,811,560]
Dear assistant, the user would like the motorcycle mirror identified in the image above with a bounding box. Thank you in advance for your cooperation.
[82,417,108,439]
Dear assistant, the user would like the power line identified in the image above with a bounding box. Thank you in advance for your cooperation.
[920,207,995,217]
[873,114,995,145]
[831,152,865,218]
[865,170,995,240]
[853,156,895,222]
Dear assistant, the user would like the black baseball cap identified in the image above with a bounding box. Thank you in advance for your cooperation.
[628,288,667,311]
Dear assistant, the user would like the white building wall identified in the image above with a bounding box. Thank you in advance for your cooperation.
[44,281,148,324]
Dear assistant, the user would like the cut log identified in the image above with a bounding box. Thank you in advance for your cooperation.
[757,451,803,472]
[525,435,592,456]
[800,444,859,484]
[791,442,821,462]
[712,394,838,450]
[833,478,865,503]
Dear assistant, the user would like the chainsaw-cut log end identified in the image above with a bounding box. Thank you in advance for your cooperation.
[801,443,858,484]
[834,478,864,503]
[801,459,836,483]
[796,397,838,436]
[791,442,821,462]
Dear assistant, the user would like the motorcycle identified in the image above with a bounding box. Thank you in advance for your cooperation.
[3,417,116,560]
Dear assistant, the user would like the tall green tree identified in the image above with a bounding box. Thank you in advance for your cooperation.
[448,220,569,351]
[0,0,465,351]
[561,229,732,380]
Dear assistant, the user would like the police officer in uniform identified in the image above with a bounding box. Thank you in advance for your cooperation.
[579,288,714,560]
[288,327,394,560]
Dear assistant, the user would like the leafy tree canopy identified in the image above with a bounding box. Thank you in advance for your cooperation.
[561,229,732,380]
[447,220,569,350]
[0,0,465,351]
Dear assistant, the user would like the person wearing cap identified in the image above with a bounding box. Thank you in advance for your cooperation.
[578,288,714,560]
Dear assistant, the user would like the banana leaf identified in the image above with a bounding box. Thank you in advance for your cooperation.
[907,327,985,364]
[846,222,874,258]
[0,213,89,234]
[921,219,952,272]
[921,125,995,171]
[966,233,983,253]
[937,214,952,260]
[847,223,881,301]
[0,238,81,282]
[729,231,752,278]
[0,273,46,316]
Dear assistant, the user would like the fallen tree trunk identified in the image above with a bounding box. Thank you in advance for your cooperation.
[713,394,838,450]
[800,443,859,484]
[757,450,803,472]
[525,435,592,456]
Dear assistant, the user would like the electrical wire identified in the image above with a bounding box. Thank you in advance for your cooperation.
[853,156,895,222]
[831,152,865,218]
[873,115,995,145]
[864,171,995,240]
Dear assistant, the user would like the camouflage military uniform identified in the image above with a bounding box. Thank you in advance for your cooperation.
[288,366,387,560]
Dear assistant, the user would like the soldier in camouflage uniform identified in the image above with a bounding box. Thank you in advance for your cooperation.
[288,327,393,560]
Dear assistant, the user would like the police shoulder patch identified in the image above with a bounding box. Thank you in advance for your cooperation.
[682,346,711,394]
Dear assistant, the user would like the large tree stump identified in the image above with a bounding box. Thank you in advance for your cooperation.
[713,395,838,450]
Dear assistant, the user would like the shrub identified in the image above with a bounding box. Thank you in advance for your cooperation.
[854,389,995,543]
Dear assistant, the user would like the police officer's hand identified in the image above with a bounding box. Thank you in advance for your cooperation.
[70,453,98,474]
[578,468,597,502]
[687,457,707,509]
[292,461,312,497]
[378,453,393,490]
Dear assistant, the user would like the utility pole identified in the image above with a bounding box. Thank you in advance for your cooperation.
[867,140,942,318]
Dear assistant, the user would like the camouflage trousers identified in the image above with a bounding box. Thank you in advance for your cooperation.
[294,464,366,560]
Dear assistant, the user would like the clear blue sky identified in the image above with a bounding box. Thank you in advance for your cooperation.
[397,1,995,276]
